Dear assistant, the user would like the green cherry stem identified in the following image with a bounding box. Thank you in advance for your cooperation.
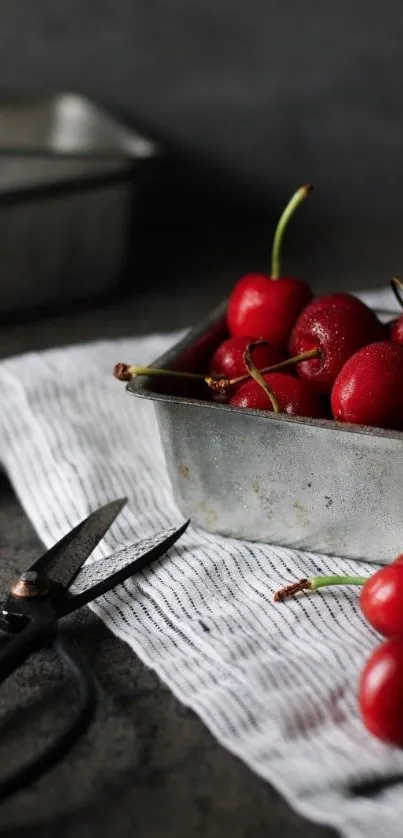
[243,341,280,413]
[114,363,206,382]
[273,574,368,602]
[115,345,322,397]
[271,184,313,279]
[228,345,321,388]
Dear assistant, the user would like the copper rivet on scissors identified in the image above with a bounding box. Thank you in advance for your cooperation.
[10,571,50,599]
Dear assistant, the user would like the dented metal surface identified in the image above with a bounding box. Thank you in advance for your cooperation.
[127,302,403,564]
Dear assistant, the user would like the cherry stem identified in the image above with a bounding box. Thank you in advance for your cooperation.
[114,363,206,382]
[391,277,403,311]
[229,345,321,387]
[271,184,313,279]
[114,345,321,397]
[243,341,280,413]
[273,574,368,602]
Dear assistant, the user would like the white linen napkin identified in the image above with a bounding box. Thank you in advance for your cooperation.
[0,287,402,838]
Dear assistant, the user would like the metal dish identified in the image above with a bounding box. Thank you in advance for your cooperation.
[127,301,402,563]
[0,94,159,313]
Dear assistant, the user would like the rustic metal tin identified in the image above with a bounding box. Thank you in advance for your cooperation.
[127,302,402,563]
[0,94,159,313]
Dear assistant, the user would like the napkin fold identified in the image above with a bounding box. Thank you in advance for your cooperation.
[0,288,402,838]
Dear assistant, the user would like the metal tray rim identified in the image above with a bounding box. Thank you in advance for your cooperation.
[126,300,403,444]
[0,93,160,160]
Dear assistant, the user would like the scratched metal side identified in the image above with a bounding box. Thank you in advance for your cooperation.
[127,304,403,563]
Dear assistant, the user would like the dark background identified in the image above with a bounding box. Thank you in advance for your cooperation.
[1,0,402,217]
[2,1,403,292]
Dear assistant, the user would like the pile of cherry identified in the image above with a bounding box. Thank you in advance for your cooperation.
[210,183,403,430]
[115,183,403,431]
[274,556,403,746]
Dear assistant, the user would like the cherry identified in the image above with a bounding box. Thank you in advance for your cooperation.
[359,638,403,746]
[291,292,384,336]
[209,336,288,392]
[227,185,313,347]
[331,341,403,430]
[289,305,385,395]
[229,371,326,419]
[360,564,403,638]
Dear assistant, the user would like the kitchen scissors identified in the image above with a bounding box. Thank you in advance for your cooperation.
[0,497,189,801]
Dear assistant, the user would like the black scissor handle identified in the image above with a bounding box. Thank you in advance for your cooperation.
[0,628,98,800]
[0,617,52,683]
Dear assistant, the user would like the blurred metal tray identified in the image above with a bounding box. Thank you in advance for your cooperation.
[0,94,159,313]
[127,302,402,564]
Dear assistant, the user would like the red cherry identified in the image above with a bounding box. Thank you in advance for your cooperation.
[289,306,385,395]
[331,341,403,430]
[229,372,326,419]
[360,564,403,638]
[227,185,313,347]
[292,292,384,336]
[209,336,288,386]
[227,274,312,348]
[390,314,403,346]
[359,638,403,745]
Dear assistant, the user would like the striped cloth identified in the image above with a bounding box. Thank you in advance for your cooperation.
[0,285,403,838]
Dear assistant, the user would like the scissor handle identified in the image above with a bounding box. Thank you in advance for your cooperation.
[0,617,52,682]
[0,628,98,801]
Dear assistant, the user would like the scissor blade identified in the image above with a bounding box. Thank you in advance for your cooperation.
[56,519,189,618]
[31,498,127,591]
